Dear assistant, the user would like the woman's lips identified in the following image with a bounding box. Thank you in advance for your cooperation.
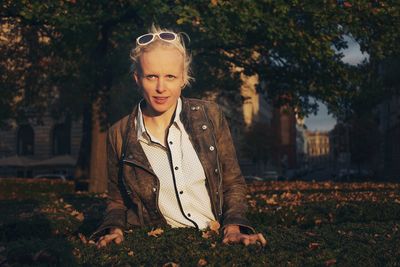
[153,96,168,104]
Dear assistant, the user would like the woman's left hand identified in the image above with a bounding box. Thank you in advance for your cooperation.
[222,225,267,246]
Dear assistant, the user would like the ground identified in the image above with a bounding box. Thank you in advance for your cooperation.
[0,179,399,266]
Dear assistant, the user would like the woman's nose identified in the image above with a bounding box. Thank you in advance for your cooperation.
[156,79,166,93]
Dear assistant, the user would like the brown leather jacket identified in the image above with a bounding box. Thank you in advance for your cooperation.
[93,97,254,238]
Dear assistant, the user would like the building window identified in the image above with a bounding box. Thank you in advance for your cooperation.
[52,123,71,155]
[17,125,34,155]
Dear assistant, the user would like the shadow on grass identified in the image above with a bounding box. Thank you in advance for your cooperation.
[0,199,78,266]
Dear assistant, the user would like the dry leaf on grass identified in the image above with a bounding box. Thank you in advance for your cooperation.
[163,262,179,267]
[75,212,84,221]
[147,228,164,237]
[202,231,212,239]
[308,242,320,250]
[128,251,134,256]
[325,258,337,266]
[78,233,87,244]
[209,220,220,233]
[197,258,207,266]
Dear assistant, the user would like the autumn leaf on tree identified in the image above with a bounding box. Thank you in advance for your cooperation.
[147,228,164,237]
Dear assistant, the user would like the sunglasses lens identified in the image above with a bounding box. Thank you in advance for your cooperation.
[138,34,153,44]
[159,32,176,41]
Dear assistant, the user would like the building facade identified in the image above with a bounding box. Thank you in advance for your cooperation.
[306,130,330,167]
[0,115,82,177]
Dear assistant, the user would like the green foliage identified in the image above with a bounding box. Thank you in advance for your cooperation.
[1,179,400,266]
[1,0,400,125]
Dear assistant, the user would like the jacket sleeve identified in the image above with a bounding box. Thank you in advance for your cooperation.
[214,105,255,234]
[91,128,127,239]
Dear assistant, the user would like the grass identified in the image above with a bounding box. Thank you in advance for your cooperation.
[0,178,400,266]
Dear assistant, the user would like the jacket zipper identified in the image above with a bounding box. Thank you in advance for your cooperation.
[122,159,167,225]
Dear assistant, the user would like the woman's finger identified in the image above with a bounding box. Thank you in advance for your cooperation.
[96,233,123,248]
[257,233,267,246]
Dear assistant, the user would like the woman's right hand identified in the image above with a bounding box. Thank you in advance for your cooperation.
[96,227,124,248]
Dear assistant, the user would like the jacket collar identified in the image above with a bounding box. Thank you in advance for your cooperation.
[123,97,192,173]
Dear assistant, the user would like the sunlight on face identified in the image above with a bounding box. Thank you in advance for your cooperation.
[135,46,184,117]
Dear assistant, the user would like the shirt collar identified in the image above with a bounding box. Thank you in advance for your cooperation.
[136,98,183,142]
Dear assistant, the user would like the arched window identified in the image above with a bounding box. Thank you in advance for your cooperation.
[17,125,34,155]
[52,123,71,155]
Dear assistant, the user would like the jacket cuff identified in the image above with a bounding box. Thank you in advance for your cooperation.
[90,209,126,240]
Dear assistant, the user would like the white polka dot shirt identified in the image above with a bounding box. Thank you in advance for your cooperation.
[135,98,216,229]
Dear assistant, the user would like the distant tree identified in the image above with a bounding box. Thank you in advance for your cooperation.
[349,116,381,173]
[242,121,277,165]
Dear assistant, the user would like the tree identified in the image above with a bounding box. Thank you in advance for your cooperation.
[1,0,399,191]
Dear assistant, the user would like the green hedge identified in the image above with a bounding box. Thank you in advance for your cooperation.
[0,179,399,266]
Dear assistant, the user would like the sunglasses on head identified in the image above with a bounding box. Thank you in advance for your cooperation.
[136,32,177,46]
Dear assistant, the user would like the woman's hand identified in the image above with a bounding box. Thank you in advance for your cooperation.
[222,225,267,246]
[96,227,124,248]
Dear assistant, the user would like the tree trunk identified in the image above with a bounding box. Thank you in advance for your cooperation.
[89,98,108,193]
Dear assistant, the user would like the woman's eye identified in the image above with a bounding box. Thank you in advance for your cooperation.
[146,75,157,80]
[166,75,176,80]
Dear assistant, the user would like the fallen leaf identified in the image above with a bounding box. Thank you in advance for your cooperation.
[305,231,317,237]
[325,258,337,266]
[308,242,320,250]
[148,228,164,237]
[209,220,220,233]
[71,210,79,216]
[210,242,216,248]
[202,231,212,239]
[78,233,87,244]
[128,251,134,256]
[266,197,278,205]
[75,212,84,222]
[314,219,322,226]
[197,258,207,266]
[64,204,72,209]
[163,262,179,267]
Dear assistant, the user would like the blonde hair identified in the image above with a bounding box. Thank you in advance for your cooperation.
[130,25,193,87]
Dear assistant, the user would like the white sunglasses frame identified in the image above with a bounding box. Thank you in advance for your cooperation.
[136,32,178,46]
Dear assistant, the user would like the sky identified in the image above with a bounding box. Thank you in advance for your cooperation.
[304,36,369,132]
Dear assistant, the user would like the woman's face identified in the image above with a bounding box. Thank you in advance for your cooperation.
[135,46,185,117]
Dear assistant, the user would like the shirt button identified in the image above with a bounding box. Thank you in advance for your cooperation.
[169,141,173,145]
[201,125,207,130]
[209,146,215,151]
[196,106,200,110]
[187,213,191,217]
[191,106,196,111]
[214,168,218,173]
[152,187,157,192]
[179,190,183,194]
[175,166,179,170]
[128,155,133,159]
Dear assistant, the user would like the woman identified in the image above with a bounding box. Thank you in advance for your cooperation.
[95,26,266,247]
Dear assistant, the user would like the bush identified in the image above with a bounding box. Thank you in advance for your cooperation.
[0,179,399,266]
